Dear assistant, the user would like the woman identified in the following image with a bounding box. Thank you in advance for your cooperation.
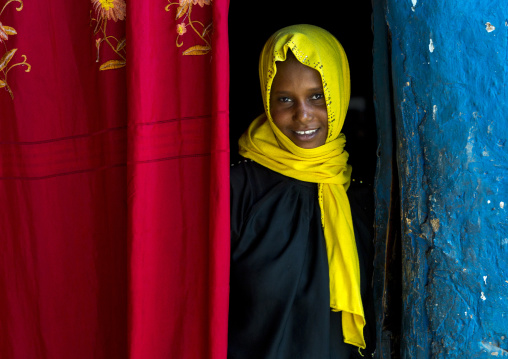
[229,24,375,358]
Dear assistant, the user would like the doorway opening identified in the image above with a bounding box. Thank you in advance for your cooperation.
[228,2,405,357]
[228,2,403,357]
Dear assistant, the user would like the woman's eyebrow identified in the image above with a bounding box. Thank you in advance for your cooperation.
[272,90,291,95]
[272,87,323,94]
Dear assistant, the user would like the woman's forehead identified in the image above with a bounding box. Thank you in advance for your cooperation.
[272,57,323,91]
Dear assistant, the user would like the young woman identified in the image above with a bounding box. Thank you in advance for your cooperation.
[229,24,375,358]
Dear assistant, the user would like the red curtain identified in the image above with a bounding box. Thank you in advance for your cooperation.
[0,0,229,358]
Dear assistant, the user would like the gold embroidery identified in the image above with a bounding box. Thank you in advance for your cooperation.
[0,0,31,99]
[165,0,213,56]
[90,0,126,71]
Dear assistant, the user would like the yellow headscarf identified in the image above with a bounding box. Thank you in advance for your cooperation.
[238,24,366,349]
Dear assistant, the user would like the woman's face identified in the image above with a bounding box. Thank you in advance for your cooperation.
[269,56,328,149]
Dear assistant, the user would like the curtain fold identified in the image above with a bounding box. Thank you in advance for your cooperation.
[127,0,229,357]
[0,0,229,358]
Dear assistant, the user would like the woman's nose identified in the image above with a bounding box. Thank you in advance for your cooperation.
[293,102,312,123]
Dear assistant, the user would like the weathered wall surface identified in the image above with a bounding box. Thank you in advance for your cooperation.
[378,0,508,357]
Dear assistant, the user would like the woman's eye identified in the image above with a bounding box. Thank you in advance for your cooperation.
[311,93,324,100]
[279,97,292,103]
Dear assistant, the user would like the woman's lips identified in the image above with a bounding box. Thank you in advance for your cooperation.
[294,129,318,135]
[292,128,320,140]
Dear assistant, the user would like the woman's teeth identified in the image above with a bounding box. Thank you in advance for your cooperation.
[294,129,318,135]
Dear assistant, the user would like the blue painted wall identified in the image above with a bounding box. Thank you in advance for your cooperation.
[373,1,508,357]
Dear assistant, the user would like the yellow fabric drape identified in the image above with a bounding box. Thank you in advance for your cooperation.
[238,24,366,349]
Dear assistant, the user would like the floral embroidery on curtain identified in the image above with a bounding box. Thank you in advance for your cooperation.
[165,0,213,55]
[90,0,126,70]
[0,0,30,99]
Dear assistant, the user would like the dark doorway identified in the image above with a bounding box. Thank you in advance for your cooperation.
[228,2,385,356]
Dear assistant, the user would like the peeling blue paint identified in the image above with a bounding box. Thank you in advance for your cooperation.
[375,0,508,358]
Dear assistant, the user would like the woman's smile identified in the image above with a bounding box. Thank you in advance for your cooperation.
[292,128,322,141]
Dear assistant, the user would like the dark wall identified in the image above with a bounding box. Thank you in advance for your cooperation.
[228,2,377,183]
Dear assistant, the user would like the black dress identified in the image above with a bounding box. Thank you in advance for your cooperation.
[228,159,375,359]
